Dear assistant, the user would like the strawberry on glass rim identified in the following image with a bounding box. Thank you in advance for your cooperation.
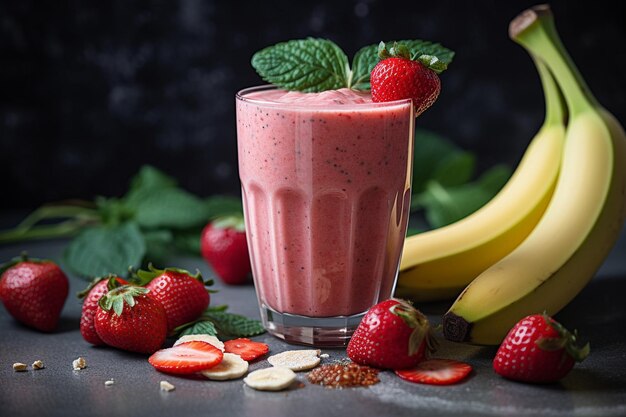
[371,41,447,116]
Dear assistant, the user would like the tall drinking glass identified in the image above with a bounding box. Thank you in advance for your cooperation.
[236,86,414,346]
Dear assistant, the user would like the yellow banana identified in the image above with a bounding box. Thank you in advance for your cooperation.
[396,60,565,302]
[442,5,626,345]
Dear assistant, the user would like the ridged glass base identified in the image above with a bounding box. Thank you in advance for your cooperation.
[259,304,366,347]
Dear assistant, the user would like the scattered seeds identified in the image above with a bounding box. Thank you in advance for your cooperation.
[268,349,321,371]
[320,354,330,359]
[160,380,175,392]
[307,362,380,388]
[73,357,87,371]
[12,363,28,372]
[32,360,44,370]
[105,379,115,386]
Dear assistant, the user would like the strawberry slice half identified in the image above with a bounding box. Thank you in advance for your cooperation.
[223,338,269,361]
[148,341,224,374]
[395,359,472,385]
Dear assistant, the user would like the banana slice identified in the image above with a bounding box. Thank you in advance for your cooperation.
[243,367,296,391]
[267,349,321,371]
[200,353,249,381]
[174,334,225,351]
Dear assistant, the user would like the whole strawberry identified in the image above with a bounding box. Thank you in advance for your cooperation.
[200,216,251,285]
[138,265,211,332]
[493,313,590,383]
[0,255,69,332]
[78,275,128,345]
[94,285,167,354]
[347,298,435,370]
[370,42,444,116]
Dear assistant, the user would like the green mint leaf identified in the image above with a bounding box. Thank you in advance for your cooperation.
[418,165,511,228]
[143,229,174,265]
[206,305,229,313]
[411,129,464,195]
[400,39,455,65]
[415,54,448,74]
[132,188,210,230]
[252,38,350,92]
[350,44,380,90]
[205,311,265,339]
[64,222,146,278]
[205,196,243,219]
[129,165,177,194]
[178,320,218,337]
[172,229,202,256]
[432,152,476,188]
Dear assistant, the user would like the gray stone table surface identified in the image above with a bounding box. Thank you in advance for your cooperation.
[1,230,626,417]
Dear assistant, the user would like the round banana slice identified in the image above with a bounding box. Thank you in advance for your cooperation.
[243,367,296,391]
[267,349,321,371]
[200,353,249,381]
[174,334,225,351]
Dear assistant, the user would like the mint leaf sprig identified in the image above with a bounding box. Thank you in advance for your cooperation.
[173,305,265,339]
[252,38,454,92]
[0,165,243,279]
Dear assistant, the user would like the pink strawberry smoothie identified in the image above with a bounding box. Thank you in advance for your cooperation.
[236,86,413,317]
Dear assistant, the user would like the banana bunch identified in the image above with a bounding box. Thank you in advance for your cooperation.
[396,57,565,302]
[440,5,626,345]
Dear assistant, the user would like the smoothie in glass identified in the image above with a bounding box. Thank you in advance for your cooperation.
[236,86,413,346]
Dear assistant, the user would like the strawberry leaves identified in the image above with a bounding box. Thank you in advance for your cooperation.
[252,38,454,92]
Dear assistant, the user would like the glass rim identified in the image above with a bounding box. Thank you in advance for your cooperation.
[235,85,413,111]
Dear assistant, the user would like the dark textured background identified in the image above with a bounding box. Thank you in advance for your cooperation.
[1,0,625,209]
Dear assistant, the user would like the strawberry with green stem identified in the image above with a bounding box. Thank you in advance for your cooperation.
[136,264,213,332]
[371,42,447,116]
[200,216,252,285]
[347,298,436,370]
[493,313,589,383]
[78,275,128,345]
[0,254,69,332]
[94,285,168,354]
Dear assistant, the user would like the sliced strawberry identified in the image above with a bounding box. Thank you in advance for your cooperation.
[223,338,269,361]
[148,341,224,374]
[395,359,472,385]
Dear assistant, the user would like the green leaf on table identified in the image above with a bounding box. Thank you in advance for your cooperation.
[204,311,265,339]
[178,320,218,337]
[252,38,350,92]
[64,222,146,278]
[143,229,174,264]
[131,188,210,230]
